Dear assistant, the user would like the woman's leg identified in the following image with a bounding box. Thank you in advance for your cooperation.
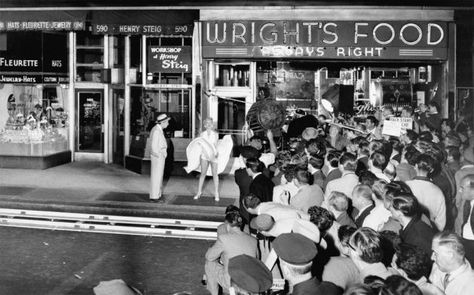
[194,158,209,199]
[210,161,219,201]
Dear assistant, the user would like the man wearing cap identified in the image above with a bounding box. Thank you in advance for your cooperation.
[273,233,342,295]
[228,255,272,295]
[149,113,170,202]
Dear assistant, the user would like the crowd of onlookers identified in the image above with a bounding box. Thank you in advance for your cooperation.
[203,101,474,295]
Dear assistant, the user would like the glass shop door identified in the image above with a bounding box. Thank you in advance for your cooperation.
[76,90,104,152]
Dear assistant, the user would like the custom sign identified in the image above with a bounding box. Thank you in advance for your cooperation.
[390,117,413,130]
[202,20,448,60]
[147,46,192,73]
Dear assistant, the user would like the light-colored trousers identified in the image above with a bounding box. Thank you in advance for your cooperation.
[150,154,166,199]
[204,260,230,295]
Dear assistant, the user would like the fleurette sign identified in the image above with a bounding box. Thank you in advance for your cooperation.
[147,46,192,73]
[202,20,448,60]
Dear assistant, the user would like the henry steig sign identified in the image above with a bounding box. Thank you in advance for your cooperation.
[147,46,192,73]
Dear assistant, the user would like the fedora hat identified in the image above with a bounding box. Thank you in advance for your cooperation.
[156,113,170,123]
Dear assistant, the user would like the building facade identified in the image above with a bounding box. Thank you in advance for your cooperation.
[0,3,470,170]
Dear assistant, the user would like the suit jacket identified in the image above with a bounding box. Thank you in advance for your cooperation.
[150,124,167,157]
[354,204,375,228]
[455,165,474,234]
[336,211,356,228]
[355,156,369,175]
[292,277,343,295]
[205,230,258,273]
[290,184,324,213]
[323,169,342,192]
[235,168,253,223]
[400,216,436,254]
[312,170,326,189]
[249,173,275,203]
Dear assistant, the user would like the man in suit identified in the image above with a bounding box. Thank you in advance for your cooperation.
[327,191,356,228]
[149,113,170,202]
[459,174,474,265]
[290,168,324,212]
[325,152,359,203]
[308,155,326,189]
[351,184,375,228]
[234,146,260,224]
[454,146,474,234]
[322,150,342,191]
[205,211,258,295]
[389,192,436,255]
[247,158,275,203]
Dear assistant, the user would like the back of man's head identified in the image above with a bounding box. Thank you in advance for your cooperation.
[415,154,436,176]
[326,150,341,168]
[350,227,383,264]
[294,168,311,185]
[308,155,324,170]
[370,151,388,171]
[243,194,261,210]
[340,152,357,172]
[395,243,432,281]
[246,158,264,173]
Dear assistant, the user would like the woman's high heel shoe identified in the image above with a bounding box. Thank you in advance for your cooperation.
[214,194,220,202]
[193,193,202,200]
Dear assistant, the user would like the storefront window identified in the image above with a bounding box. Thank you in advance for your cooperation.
[75,32,104,82]
[0,85,69,156]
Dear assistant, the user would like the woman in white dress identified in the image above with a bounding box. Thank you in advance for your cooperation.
[194,118,220,201]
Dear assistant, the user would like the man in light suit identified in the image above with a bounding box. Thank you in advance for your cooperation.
[149,113,170,202]
[290,168,324,213]
[205,211,258,295]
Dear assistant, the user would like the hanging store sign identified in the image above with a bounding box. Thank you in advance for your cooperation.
[0,31,68,83]
[202,20,448,60]
[0,21,85,31]
[147,46,192,73]
[93,24,192,35]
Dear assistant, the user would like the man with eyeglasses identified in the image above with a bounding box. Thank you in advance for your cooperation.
[429,231,474,295]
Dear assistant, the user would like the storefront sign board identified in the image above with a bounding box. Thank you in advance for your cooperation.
[147,46,192,73]
[93,24,192,36]
[0,21,85,31]
[202,20,448,60]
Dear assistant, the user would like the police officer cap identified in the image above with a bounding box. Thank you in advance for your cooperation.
[273,233,317,265]
[228,255,272,293]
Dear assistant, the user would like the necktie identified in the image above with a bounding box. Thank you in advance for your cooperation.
[443,273,450,290]
[463,201,472,226]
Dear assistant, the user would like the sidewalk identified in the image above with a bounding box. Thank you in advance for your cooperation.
[0,162,240,221]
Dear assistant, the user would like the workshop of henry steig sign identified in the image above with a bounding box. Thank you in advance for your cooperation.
[147,46,192,73]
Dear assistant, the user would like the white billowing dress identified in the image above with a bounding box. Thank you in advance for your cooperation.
[184,131,233,176]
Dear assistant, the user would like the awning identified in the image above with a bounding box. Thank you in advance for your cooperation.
[0,11,88,31]
[91,10,198,36]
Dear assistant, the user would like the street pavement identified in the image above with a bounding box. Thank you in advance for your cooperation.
[0,162,240,221]
[0,226,213,295]
[0,162,240,294]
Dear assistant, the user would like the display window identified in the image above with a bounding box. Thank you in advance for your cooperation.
[0,85,69,156]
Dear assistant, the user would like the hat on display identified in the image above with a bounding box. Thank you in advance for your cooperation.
[273,233,317,265]
[250,214,275,231]
[156,113,170,123]
[228,255,272,293]
[302,127,319,141]
[292,219,321,243]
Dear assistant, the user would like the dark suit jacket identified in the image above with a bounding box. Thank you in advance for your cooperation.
[235,168,252,223]
[323,169,342,191]
[249,173,275,203]
[354,204,375,228]
[293,277,343,295]
[336,211,356,228]
[355,156,369,176]
[312,170,326,189]
[400,216,437,254]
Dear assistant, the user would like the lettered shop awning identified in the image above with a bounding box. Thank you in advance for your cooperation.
[0,10,88,31]
[91,10,198,36]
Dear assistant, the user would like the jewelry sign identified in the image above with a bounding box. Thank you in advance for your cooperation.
[147,46,192,73]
